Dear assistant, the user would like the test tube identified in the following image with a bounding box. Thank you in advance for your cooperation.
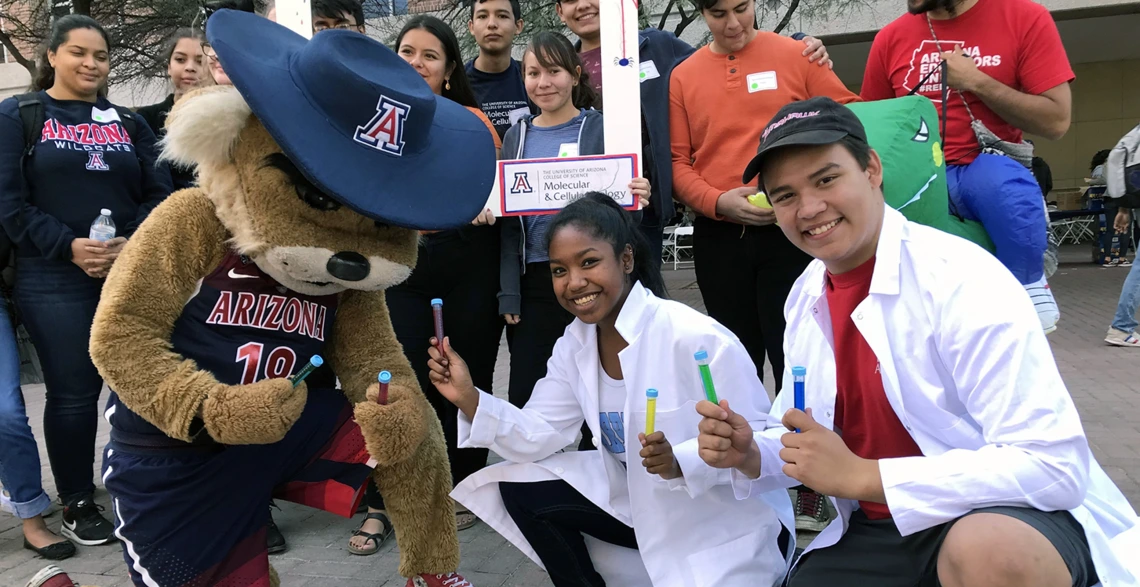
[694,350,719,404]
[291,354,323,387]
[377,370,391,405]
[431,298,445,356]
[645,388,658,435]
[792,366,806,433]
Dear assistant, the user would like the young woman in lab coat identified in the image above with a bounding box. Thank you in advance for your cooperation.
[427,194,794,587]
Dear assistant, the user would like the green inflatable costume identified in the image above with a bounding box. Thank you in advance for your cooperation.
[846,96,995,252]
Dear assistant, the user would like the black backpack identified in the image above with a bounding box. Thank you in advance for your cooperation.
[0,93,141,267]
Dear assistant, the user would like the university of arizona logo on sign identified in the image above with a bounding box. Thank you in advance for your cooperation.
[354,96,411,156]
[86,152,109,171]
[509,172,534,194]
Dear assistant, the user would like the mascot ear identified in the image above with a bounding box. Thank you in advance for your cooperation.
[160,85,252,169]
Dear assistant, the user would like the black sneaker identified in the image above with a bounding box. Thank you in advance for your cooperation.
[60,498,115,546]
[267,515,287,554]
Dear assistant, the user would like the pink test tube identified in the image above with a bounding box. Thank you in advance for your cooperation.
[377,371,391,405]
[431,298,445,356]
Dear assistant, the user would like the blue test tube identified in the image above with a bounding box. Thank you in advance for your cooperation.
[792,366,806,432]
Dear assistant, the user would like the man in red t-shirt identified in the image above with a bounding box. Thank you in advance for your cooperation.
[861,0,1074,335]
[695,97,1136,587]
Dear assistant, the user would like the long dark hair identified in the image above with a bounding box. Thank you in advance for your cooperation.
[525,31,598,110]
[395,16,479,109]
[545,193,668,299]
[33,15,111,93]
[162,28,204,67]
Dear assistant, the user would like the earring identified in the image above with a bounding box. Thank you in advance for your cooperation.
[445,79,451,91]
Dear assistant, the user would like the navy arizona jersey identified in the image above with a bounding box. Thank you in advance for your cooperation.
[106,250,339,442]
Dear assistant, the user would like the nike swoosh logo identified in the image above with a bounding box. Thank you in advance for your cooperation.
[228,269,259,280]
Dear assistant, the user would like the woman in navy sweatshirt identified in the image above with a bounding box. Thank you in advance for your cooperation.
[0,15,171,547]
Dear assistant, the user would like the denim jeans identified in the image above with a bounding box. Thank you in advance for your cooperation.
[0,296,51,518]
[1111,251,1140,334]
[14,259,104,504]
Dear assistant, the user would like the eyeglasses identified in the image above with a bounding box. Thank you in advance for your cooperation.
[313,22,357,32]
[201,43,218,61]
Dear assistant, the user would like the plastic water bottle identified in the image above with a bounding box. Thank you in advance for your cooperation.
[89,209,115,242]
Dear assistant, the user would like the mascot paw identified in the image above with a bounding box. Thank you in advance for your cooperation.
[202,379,307,445]
[408,573,472,587]
[354,383,427,466]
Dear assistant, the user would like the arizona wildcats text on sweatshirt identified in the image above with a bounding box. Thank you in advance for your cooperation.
[0,90,172,261]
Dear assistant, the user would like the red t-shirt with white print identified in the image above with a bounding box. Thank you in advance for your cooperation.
[860,0,1074,165]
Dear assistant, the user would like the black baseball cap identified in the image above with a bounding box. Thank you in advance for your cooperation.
[742,97,868,185]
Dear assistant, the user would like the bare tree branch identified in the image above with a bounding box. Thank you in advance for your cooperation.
[772,0,799,34]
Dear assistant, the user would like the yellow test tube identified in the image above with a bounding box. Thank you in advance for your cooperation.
[645,388,658,435]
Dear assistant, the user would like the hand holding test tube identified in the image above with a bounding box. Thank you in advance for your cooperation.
[377,370,391,405]
[695,350,719,404]
[431,298,445,357]
[291,354,322,387]
[792,366,806,433]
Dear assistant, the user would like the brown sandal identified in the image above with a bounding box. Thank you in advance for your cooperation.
[346,512,394,556]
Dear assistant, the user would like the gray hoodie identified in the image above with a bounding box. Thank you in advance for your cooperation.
[498,110,606,316]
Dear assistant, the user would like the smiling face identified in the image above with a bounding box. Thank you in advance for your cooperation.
[523,49,578,114]
[548,224,633,324]
[168,37,206,96]
[555,0,599,42]
[469,0,522,54]
[397,28,453,96]
[702,0,757,54]
[48,27,110,99]
[763,142,886,274]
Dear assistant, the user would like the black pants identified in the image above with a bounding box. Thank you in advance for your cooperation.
[505,262,574,408]
[789,507,1097,587]
[692,219,811,393]
[637,206,665,277]
[500,480,638,587]
[14,259,104,504]
[386,225,503,488]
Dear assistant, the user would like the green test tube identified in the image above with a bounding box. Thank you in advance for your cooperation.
[291,354,323,387]
[694,350,718,404]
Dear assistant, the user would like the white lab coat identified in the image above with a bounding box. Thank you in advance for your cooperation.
[452,283,794,587]
[733,206,1140,586]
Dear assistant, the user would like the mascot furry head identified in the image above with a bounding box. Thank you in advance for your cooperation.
[90,10,494,586]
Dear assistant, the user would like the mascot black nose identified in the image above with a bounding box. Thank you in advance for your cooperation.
[326,251,370,282]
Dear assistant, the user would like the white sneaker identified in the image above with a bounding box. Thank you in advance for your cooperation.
[1105,328,1140,347]
[1024,276,1060,334]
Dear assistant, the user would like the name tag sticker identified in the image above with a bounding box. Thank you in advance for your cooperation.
[746,71,778,93]
[557,142,579,158]
[508,106,530,126]
[639,60,660,82]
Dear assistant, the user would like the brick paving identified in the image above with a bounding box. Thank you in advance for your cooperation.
[1,244,1138,586]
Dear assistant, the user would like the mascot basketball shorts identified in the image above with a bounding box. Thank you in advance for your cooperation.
[102,388,375,587]
[947,153,1048,285]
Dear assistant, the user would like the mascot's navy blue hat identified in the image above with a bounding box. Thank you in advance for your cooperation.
[205,9,497,230]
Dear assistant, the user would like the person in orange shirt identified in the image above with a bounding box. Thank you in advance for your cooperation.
[669,0,858,396]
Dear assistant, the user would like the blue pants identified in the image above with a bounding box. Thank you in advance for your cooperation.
[13,259,104,503]
[104,388,373,587]
[0,298,51,519]
[1112,232,1140,334]
[947,154,1047,285]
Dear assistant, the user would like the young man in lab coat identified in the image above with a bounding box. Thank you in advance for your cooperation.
[696,96,1140,586]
